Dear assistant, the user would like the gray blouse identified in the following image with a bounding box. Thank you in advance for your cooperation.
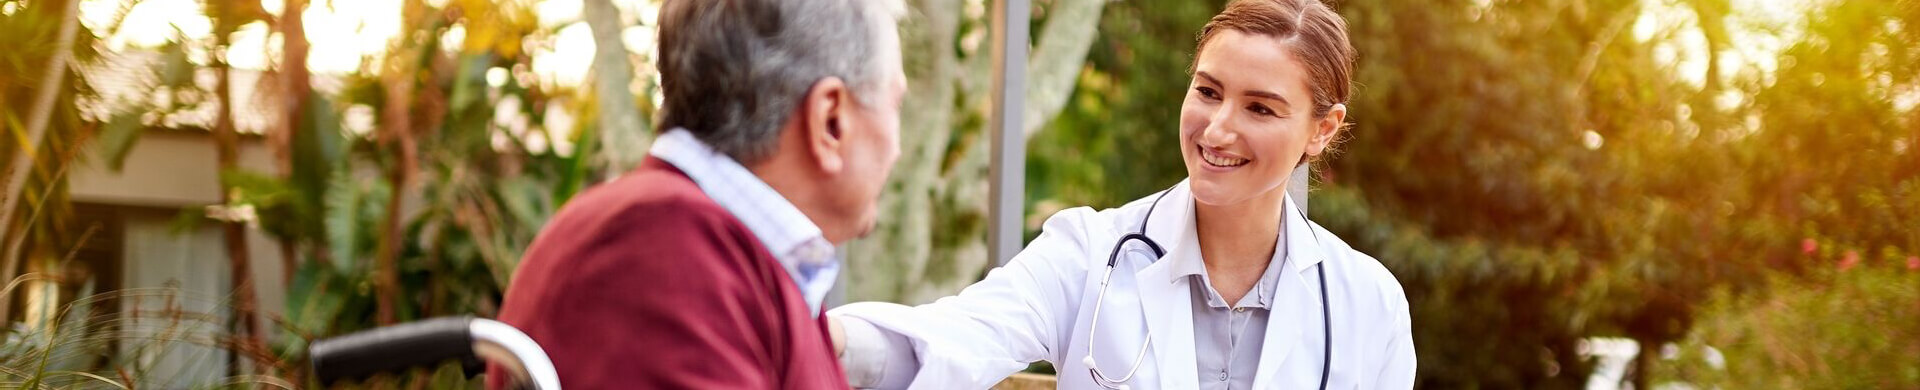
[1169,233,1288,390]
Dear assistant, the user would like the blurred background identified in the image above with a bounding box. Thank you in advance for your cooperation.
[0,0,1913,388]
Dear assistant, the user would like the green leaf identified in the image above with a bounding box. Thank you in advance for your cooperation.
[323,172,362,274]
[496,177,547,232]
[92,110,142,171]
[285,261,347,338]
[556,114,596,203]
[220,169,293,207]
[449,54,491,113]
[292,92,346,242]
[156,41,194,88]
[167,207,206,236]
[221,168,307,240]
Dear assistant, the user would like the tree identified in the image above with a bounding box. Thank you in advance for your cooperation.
[0,0,84,324]
[845,0,1112,304]
[583,0,650,175]
[274,0,573,342]
[203,0,275,374]
[1032,0,1919,387]
[370,0,427,326]
[274,0,312,285]
[1029,0,1223,210]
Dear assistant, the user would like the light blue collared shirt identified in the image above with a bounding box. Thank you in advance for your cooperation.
[1168,205,1288,390]
[649,129,840,316]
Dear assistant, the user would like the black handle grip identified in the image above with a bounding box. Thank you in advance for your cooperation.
[311,316,483,385]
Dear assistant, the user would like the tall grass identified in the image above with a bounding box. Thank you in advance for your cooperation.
[0,274,297,389]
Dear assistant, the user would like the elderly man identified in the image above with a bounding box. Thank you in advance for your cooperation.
[492,0,906,387]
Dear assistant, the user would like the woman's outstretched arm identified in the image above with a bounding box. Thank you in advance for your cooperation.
[831,207,1110,389]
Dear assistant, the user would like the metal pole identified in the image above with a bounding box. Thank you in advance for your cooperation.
[1289,164,1310,213]
[987,0,1030,266]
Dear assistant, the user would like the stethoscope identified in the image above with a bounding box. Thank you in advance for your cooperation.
[1083,188,1333,390]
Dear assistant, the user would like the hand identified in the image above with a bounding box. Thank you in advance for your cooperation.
[827,315,847,357]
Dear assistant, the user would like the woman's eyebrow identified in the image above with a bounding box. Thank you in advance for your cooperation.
[1196,71,1292,109]
[1197,71,1223,86]
[1244,89,1292,110]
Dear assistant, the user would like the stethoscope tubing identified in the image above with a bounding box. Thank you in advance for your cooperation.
[1085,187,1332,390]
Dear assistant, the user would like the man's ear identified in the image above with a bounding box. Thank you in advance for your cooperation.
[1306,103,1346,157]
[803,77,850,174]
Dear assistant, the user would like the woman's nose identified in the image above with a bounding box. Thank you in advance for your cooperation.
[1199,106,1238,146]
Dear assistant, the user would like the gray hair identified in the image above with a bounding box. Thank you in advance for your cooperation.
[656,0,904,165]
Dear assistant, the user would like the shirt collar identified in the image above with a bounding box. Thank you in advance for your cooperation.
[649,128,839,313]
[1168,196,1291,308]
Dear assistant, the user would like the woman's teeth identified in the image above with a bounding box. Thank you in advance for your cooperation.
[1200,147,1249,167]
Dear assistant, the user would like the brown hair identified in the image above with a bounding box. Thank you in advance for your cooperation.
[1193,0,1355,121]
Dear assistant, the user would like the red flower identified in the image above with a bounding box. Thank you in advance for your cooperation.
[1907,256,1919,271]
[1838,250,1860,271]
[1801,238,1818,255]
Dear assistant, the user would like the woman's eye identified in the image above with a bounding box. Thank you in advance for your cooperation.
[1195,87,1220,100]
[1248,104,1276,117]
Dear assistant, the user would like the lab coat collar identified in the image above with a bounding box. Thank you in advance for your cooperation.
[1139,180,1194,265]
[1164,192,1297,311]
[1248,266,1323,388]
[1279,191,1326,274]
[1133,181,1201,389]
[1148,183,1326,281]
[1136,183,1331,389]
[1251,191,1331,388]
[1146,183,1200,285]
[1134,245,1201,389]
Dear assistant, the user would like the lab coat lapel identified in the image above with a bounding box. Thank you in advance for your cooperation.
[1252,193,1328,389]
[1134,182,1199,389]
[1134,250,1197,389]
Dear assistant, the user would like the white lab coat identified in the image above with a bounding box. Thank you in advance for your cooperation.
[831,181,1415,389]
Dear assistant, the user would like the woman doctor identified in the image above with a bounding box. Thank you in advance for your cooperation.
[829,0,1414,388]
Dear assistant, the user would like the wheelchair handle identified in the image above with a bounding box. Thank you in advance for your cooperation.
[310,316,560,389]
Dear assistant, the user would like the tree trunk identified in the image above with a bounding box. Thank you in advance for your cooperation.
[276,0,312,286]
[375,58,416,326]
[0,0,81,324]
[1628,336,1656,389]
[1020,0,1107,137]
[583,0,649,175]
[844,0,1109,304]
[213,39,268,374]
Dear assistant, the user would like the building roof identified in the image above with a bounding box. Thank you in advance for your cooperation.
[79,50,343,135]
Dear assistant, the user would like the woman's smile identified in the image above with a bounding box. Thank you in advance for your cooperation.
[1198,144,1251,168]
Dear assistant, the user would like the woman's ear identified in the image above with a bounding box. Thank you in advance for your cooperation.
[1306,103,1347,157]
[803,77,850,174]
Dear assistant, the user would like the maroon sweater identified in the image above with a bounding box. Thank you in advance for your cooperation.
[492,158,849,389]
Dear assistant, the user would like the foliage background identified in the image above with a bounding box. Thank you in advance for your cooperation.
[1033,0,1919,387]
[0,0,1913,388]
